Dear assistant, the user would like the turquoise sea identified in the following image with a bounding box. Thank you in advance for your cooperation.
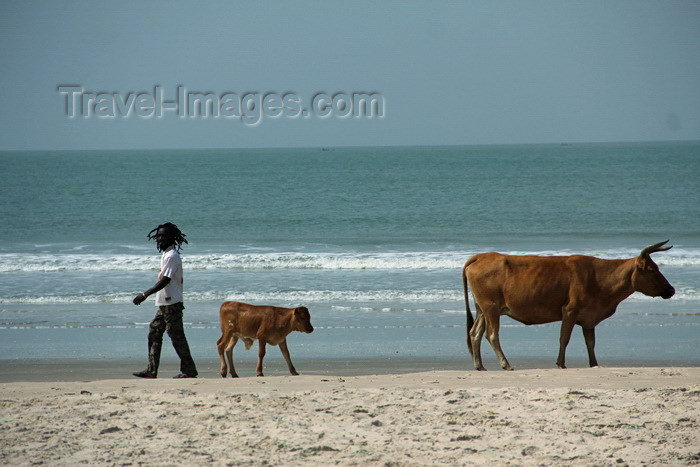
[1,142,698,373]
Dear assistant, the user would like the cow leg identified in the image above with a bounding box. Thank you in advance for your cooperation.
[556,312,577,369]
[469,303,487,371]
[256,339,267,377]
[279,339,299,376]
[483,310,513,371]
[582,327,599,368]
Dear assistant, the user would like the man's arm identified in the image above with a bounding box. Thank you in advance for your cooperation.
[133,276,171,305]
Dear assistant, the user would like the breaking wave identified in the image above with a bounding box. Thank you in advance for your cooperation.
[2,248,699,273]
[1,287,697,305]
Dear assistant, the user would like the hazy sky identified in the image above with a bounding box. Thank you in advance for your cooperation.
[1,1,699,150]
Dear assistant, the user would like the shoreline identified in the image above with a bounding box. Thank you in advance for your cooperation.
[3,366,698,392]
[2,355,700,383]
[1,367,698,466]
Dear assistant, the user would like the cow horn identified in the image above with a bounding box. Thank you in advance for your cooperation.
[640,240,673,256]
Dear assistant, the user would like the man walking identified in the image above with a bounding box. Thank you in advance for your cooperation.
[132,222,198,379]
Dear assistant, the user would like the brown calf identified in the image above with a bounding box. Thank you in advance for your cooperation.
[216,301,314,377]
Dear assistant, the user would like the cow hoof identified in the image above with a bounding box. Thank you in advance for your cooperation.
[220,373,226,378]
[476,367,487,371]
[557,365,567,369]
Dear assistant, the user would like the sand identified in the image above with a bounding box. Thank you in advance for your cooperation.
[1,367,698,466]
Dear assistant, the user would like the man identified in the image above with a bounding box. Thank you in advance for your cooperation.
[132,222,198,379]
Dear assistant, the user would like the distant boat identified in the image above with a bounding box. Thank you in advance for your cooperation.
[320,147,334,152]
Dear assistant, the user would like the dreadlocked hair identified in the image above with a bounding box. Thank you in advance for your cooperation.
[147,222,188,251]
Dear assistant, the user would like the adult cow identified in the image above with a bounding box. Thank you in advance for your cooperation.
[463,241,675,371]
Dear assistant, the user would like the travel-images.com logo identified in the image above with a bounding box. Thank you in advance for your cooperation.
[58,85,385,125]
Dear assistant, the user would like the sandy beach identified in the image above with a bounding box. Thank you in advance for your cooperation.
[1,366,698,466]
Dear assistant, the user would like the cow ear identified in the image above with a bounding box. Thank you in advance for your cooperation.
[635,255,657,271]
[635,256,647,269]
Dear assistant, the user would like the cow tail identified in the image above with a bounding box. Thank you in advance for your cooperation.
[463,263,474,355]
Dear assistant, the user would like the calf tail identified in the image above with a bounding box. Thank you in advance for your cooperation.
[463,263,474,355]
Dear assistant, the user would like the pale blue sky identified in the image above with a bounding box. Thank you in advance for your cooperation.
[1,1,699,150]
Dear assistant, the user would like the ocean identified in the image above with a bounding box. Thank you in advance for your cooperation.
[1,142,698,374]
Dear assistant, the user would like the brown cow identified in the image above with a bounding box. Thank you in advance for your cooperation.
[463,241,675,371]
[216,301,314,377]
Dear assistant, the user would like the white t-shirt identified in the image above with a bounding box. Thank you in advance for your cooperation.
[155,246,184,306]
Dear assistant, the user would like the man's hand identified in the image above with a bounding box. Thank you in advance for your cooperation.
[133,277,170,306]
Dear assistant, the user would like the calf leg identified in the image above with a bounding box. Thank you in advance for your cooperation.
[216,331,229,377]
[469,304,487,371]
[582,327,599,367]
[225,335,239,378]
[483,309,513,371]
[279,339,299,376]
[256,339,267,376]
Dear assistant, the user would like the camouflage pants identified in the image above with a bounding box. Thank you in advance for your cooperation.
[146,303,198,376]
